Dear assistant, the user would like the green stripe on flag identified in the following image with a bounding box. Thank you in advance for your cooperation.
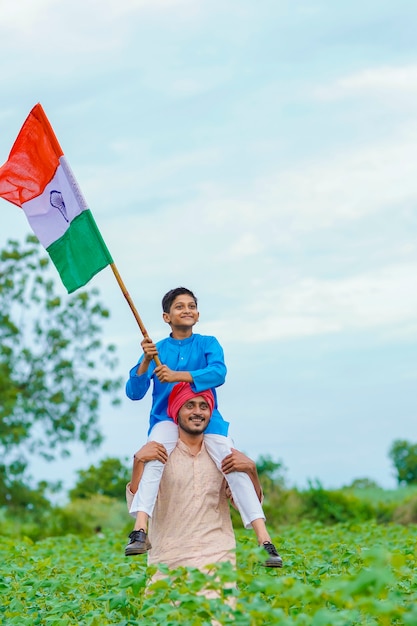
[47,209,113,293]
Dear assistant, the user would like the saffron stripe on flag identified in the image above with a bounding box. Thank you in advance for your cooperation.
[0,105,62,207]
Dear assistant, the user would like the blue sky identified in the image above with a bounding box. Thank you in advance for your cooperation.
[1,0,416,493]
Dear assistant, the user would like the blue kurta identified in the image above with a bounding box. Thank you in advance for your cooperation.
[126,333,229,436]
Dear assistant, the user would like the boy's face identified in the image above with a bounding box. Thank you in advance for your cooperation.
[163,294,199,329]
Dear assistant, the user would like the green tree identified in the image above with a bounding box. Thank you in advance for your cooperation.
[69,457,130,500]
[389,439,417,486]
[256,454,286,489]
[0,458,58,522]
[0,235,122,507]
[346,478,380,490]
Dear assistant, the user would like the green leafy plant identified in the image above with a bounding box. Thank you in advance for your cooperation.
[1,522,417,625]
[300,480,377,524]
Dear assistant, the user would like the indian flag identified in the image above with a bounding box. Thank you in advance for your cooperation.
[0,103,113,293]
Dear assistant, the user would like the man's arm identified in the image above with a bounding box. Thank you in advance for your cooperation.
[221,448,263,504]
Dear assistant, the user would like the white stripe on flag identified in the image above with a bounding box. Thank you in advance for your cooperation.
[23,156,87,248]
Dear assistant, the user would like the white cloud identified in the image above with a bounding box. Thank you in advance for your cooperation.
[315,64,417,100]
[227,130,413,234]
[141,65,234,98]
[0,0,201,75]
[84,119,417,242]
[228,233,264,259]
[0,0,193,32]
[203,262,417,343]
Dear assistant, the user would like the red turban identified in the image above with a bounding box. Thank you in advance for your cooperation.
[167,382,215,424]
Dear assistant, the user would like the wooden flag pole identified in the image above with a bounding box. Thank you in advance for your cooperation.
[110,263,161,367]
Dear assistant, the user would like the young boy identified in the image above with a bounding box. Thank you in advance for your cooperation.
[125,287,282,566]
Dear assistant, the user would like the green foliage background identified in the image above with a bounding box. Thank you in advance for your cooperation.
[1,521,417,625]
[2,473,417,624]
[0,236,122,510]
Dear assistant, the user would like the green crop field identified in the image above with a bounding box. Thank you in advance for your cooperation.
[1,521,417,625]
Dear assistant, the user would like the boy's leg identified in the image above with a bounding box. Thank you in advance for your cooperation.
[251,518,272,544]
[204,434,265,529]
[134,511,149,532]
[126,420,178,557]
[204,433,283,568]
[129,420,179,520]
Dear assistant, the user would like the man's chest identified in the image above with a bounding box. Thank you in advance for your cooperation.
[158,450,224,503]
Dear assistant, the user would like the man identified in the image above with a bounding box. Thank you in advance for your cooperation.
[125,383,283,570]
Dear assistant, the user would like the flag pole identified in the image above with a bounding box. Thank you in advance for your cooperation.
[110,263,162,367]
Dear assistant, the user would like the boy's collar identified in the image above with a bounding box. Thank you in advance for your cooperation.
[167,333,195,344]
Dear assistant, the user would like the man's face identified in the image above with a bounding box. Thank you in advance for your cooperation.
[163,294,199,329]
[177,396,211,435]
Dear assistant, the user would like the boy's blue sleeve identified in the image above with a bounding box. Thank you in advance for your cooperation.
[125,359,152,400]
[190,337,227,392]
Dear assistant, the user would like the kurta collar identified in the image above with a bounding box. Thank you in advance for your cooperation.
[177,437,206,457]
[167,333,195,346]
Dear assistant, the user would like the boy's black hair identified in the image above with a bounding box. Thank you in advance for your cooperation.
[162,287,198,313]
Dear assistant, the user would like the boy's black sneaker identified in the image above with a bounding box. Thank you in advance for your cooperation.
[262,541,283,568]
[125,529,152,556]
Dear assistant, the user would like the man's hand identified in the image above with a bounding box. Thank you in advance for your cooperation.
[133,441,168,465]
[130,441,168,495]
[221,448,256,474]
[221,448,263,504]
